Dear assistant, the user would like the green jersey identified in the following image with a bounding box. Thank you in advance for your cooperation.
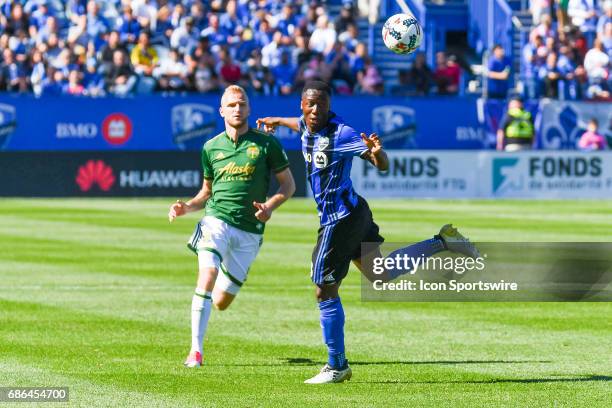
[201,128,290,234]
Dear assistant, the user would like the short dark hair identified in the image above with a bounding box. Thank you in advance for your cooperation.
[589,118,599,126]
[302,80,331,97]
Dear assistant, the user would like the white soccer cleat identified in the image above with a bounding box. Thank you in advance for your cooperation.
[304,364,352,384]
[439,224,481,259]
[184,351,202,368]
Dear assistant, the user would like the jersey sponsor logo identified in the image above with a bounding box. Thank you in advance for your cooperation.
[318,136,329,150]
[215,152,226,160]
[314,151,328,169]
[0,103,17,150]
[218,161,256,181]
[102,113,132,145]
[76,160,116,192]
[246,145,260,159]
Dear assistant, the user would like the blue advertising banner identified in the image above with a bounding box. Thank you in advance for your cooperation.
[0,95,484,151]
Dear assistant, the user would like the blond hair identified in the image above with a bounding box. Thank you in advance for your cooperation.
[220,85,249,106]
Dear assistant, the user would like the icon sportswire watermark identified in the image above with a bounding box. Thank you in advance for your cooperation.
[360,242,612,302]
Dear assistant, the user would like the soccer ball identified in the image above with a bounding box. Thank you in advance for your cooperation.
[382,13,423,55]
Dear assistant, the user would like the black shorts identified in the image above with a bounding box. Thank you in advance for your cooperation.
[311,196,384,285]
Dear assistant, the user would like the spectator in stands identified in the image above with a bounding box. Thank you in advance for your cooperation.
[193,51,220,92]
[155,48,188,91]
[434,51,460,94]
[272,50,297,95]
[30,49,46,96]
[35,15,59,46]
[597,1,612,37]
[602,21,612,56]
[349,41,366,79]
[154,5,174,45]
[219,0,244,46]
[170,3,186,29]
[200,13,226,50]
[0,48,28,92]
[296,53,332,86]
[522,34,546,98]
[568,0,599,45]
[276,3,300,37]
[497,97,535,151]
[83,57,105,96]
[584,38,610,98]
[85,0,108,49]
[557,44,582,99]
[41,32,62,64]
[556,0,571,31]
[217,46,242,87]
[334,3,356,35]
[63,69,85,95]
[246,49,273,95]
[407,52,433,95]
[131,31,158,77]
[105,49,136,96]
[487,45,512,99]
[578,118,608,150]
[530,13,556,44]
[530,0,553,25]
[41,67,65,95]
[309,14,336,55]
[261,31,285,68]
[538,51,561,98]
[356,57,384,95]
[117,4,141,44]
[29,0,53,33]
[2,2,29,36]
[190,1,209,32]
[326,41,353,91]
[338,23,359,53]
[133,0,157,33]
[170,16,198,56]
[100,31,129,70]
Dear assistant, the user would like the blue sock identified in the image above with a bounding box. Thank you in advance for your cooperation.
[319,297,346,369]
[387,237,445,279]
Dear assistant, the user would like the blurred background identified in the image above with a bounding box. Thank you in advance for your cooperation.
[0,0,610,199]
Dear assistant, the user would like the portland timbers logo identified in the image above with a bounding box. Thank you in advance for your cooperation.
[246,145,260,159]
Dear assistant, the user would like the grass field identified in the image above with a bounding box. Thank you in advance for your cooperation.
[1,198,611,407]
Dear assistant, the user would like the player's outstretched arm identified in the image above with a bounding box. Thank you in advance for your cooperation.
[361,133,389,171]
[253,168,295,223]
[256,117,300,133]
[168,178,212,222]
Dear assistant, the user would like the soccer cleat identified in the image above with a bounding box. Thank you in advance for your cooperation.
[184,351,202,368]
[438,224,481,259]
[304,364,352,384]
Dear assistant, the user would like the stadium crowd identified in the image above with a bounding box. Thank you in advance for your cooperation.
[518,0,612,100]
[0,0,387,96]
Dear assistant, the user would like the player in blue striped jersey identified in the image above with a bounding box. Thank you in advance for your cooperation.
[257,81,479,384]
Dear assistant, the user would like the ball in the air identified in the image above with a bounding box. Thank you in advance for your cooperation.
[382,13,423,55]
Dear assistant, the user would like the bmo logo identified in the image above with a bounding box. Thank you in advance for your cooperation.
[102,113,132,146]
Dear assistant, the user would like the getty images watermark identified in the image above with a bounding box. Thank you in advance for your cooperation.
[360,242,612,302]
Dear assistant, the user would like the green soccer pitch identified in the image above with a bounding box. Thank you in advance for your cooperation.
[1,198,611,407]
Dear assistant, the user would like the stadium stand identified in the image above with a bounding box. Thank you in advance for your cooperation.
[0,0,609,98]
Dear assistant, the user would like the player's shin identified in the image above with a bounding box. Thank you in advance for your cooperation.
[319,297,347,369]
[191,288,212,355]
[385,237,446,280]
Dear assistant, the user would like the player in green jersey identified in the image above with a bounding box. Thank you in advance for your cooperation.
[168,85,295,367]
